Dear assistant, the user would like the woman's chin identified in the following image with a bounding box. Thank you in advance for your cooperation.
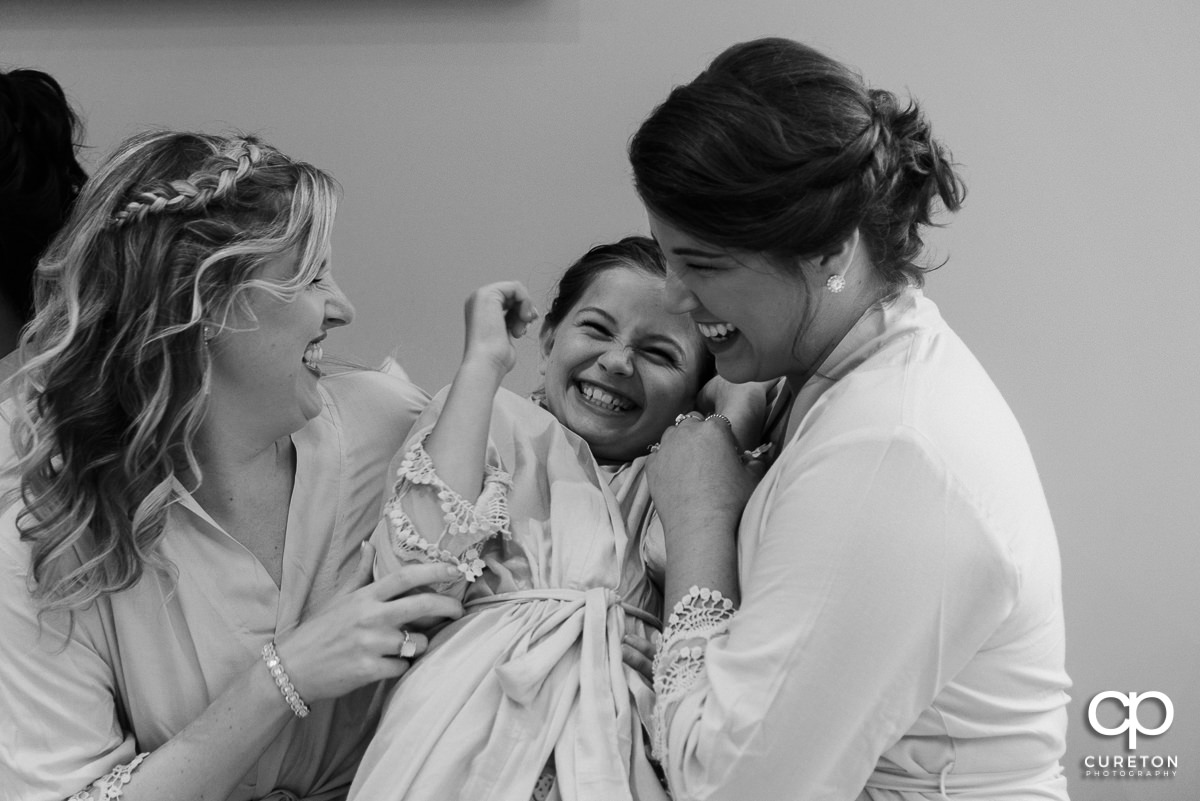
[713,354,762,385]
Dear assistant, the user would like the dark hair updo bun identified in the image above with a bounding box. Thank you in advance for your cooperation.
[630,37,966,292]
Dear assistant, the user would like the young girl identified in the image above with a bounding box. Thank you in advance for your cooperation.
[349,237,763,801]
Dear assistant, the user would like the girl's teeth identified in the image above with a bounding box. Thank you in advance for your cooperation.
[579,382,634,411]
[698,322,737,341]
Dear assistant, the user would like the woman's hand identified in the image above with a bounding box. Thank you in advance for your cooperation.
[274,543,464,702]
[647,414,761,555]
[622,630,660,685]
[696,377,773,451]
[461,281,539,377]
[647,413,749,617]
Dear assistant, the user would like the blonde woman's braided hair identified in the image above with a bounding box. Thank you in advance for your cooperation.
[110,139,264,227]
[6,129,338,618]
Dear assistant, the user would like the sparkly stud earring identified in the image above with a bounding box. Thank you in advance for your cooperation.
[826,274,846,294]
[202,325,214,343]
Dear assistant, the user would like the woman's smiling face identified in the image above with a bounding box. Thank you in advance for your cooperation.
[540,266,707,463]
[208,251,355,437]
[649,212,813,386]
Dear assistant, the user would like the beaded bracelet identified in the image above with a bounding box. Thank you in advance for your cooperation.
[261,641,310,718]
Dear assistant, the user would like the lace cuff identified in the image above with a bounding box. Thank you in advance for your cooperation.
[67,753,150,801]
[384,434,512,581]
[650,586,736,762]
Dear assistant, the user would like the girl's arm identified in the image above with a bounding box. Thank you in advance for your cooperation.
[372,283,536,586]
[422,282,537,498]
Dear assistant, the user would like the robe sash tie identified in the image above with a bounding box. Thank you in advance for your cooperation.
[864,761,1064,798]
[459,587,661,801]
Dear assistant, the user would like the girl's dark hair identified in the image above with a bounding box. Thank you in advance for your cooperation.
[541,235,716,383]
[629,37,966,291]
[543,236,666,331]
[0,69,88,320]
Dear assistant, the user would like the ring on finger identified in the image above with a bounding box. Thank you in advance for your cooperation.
[705,413,733,430]
[398,629,416,659]
[673,413,689,426]
[648,442,660,454]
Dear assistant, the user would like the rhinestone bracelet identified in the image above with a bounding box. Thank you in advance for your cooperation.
[261,640,310,718]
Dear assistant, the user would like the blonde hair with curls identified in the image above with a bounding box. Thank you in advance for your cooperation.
[5,130,338,616]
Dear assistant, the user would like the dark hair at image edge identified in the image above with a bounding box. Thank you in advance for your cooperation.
[629,37,966,292]
[0,68,88,319]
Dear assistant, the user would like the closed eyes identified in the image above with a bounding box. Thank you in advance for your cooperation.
[577,320,680,367]
[641,348,678,366]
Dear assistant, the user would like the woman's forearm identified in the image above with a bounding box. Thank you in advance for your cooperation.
[651,421,748,610]
[89,658,292,801]
[661,521,740,617]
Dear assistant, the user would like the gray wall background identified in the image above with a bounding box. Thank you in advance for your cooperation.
[3,2,1197,797]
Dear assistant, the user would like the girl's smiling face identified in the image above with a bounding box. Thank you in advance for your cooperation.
[540,266,707,463]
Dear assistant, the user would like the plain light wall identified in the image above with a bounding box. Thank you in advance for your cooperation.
[3,1,1197,797]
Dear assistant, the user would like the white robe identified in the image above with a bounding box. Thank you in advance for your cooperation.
[0,370,428,801]
[658,289,1071,801]
[351,388,669,801]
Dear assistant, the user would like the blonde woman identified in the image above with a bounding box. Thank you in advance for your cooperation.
[0,131,462,801]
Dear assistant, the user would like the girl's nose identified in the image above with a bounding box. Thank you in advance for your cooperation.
[598,344,634,376]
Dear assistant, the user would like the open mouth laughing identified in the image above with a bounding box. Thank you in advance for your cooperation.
[575,380,637,413]
[697,321,738,344]
[302,339,324,376]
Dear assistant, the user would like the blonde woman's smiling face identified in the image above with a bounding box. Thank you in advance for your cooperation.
[208,252,355,436]
[540,266,706,463]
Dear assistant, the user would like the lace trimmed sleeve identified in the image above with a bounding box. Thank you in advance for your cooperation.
[650,586,736,762]
[383,432,513,582]
[66,752,150,801]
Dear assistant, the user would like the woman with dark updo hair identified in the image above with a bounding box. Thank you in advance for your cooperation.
[632,38,1070,799]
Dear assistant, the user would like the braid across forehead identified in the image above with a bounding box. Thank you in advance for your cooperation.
[26,128,338,408]
[9,129,339,616]
[110,138,265,228]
